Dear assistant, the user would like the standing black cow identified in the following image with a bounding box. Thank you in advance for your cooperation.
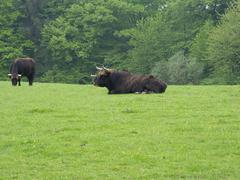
[8,58,36,86]
[92,67,167,94]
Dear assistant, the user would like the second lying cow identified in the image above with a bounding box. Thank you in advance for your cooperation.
[92,67,167,94]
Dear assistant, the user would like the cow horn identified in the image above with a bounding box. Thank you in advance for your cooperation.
[91,74,97,77]
[18,74,22,77]
[96,66,103,70]
[8,74,12,77]
[103,66,111,71]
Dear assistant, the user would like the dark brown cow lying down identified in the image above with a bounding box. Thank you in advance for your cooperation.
[92,67,167,94]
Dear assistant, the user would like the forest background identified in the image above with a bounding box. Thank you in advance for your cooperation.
[0,0,239,84]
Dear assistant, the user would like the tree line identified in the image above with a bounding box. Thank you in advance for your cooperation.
[0,0,239,84]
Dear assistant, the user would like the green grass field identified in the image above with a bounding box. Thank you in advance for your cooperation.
[0,81,239,179]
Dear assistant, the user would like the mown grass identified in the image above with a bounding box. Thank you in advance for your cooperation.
[0,81,239,179]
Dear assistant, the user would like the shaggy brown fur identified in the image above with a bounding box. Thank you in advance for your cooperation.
[93,68,167,94]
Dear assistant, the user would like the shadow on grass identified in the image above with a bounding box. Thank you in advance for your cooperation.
[121,108,140,114]
[28,108,55,114]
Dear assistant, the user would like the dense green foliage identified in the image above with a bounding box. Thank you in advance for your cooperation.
[0,82,240,178]
[207,4,240,84]
[0,0,239,84]
[0,0,34,78]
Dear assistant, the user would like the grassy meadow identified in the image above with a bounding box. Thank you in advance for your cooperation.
[0,81,240,179]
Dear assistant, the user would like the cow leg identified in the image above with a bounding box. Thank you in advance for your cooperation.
[109,90,117,94]
[141,89,153,94]
[146,90,154,94]
[144,84,160,93]
[18,79,21,86]
[28,76,34,86]
[109,90,125,94]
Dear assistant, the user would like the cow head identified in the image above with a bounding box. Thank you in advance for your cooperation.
[91,66,112,87]
[8,73,21,86]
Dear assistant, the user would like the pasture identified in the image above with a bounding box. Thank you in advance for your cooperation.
[0,81,239,179]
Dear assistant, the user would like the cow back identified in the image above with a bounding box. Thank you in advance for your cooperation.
[10,58,35,76]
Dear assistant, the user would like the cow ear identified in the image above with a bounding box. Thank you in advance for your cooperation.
[8,74,12,77]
